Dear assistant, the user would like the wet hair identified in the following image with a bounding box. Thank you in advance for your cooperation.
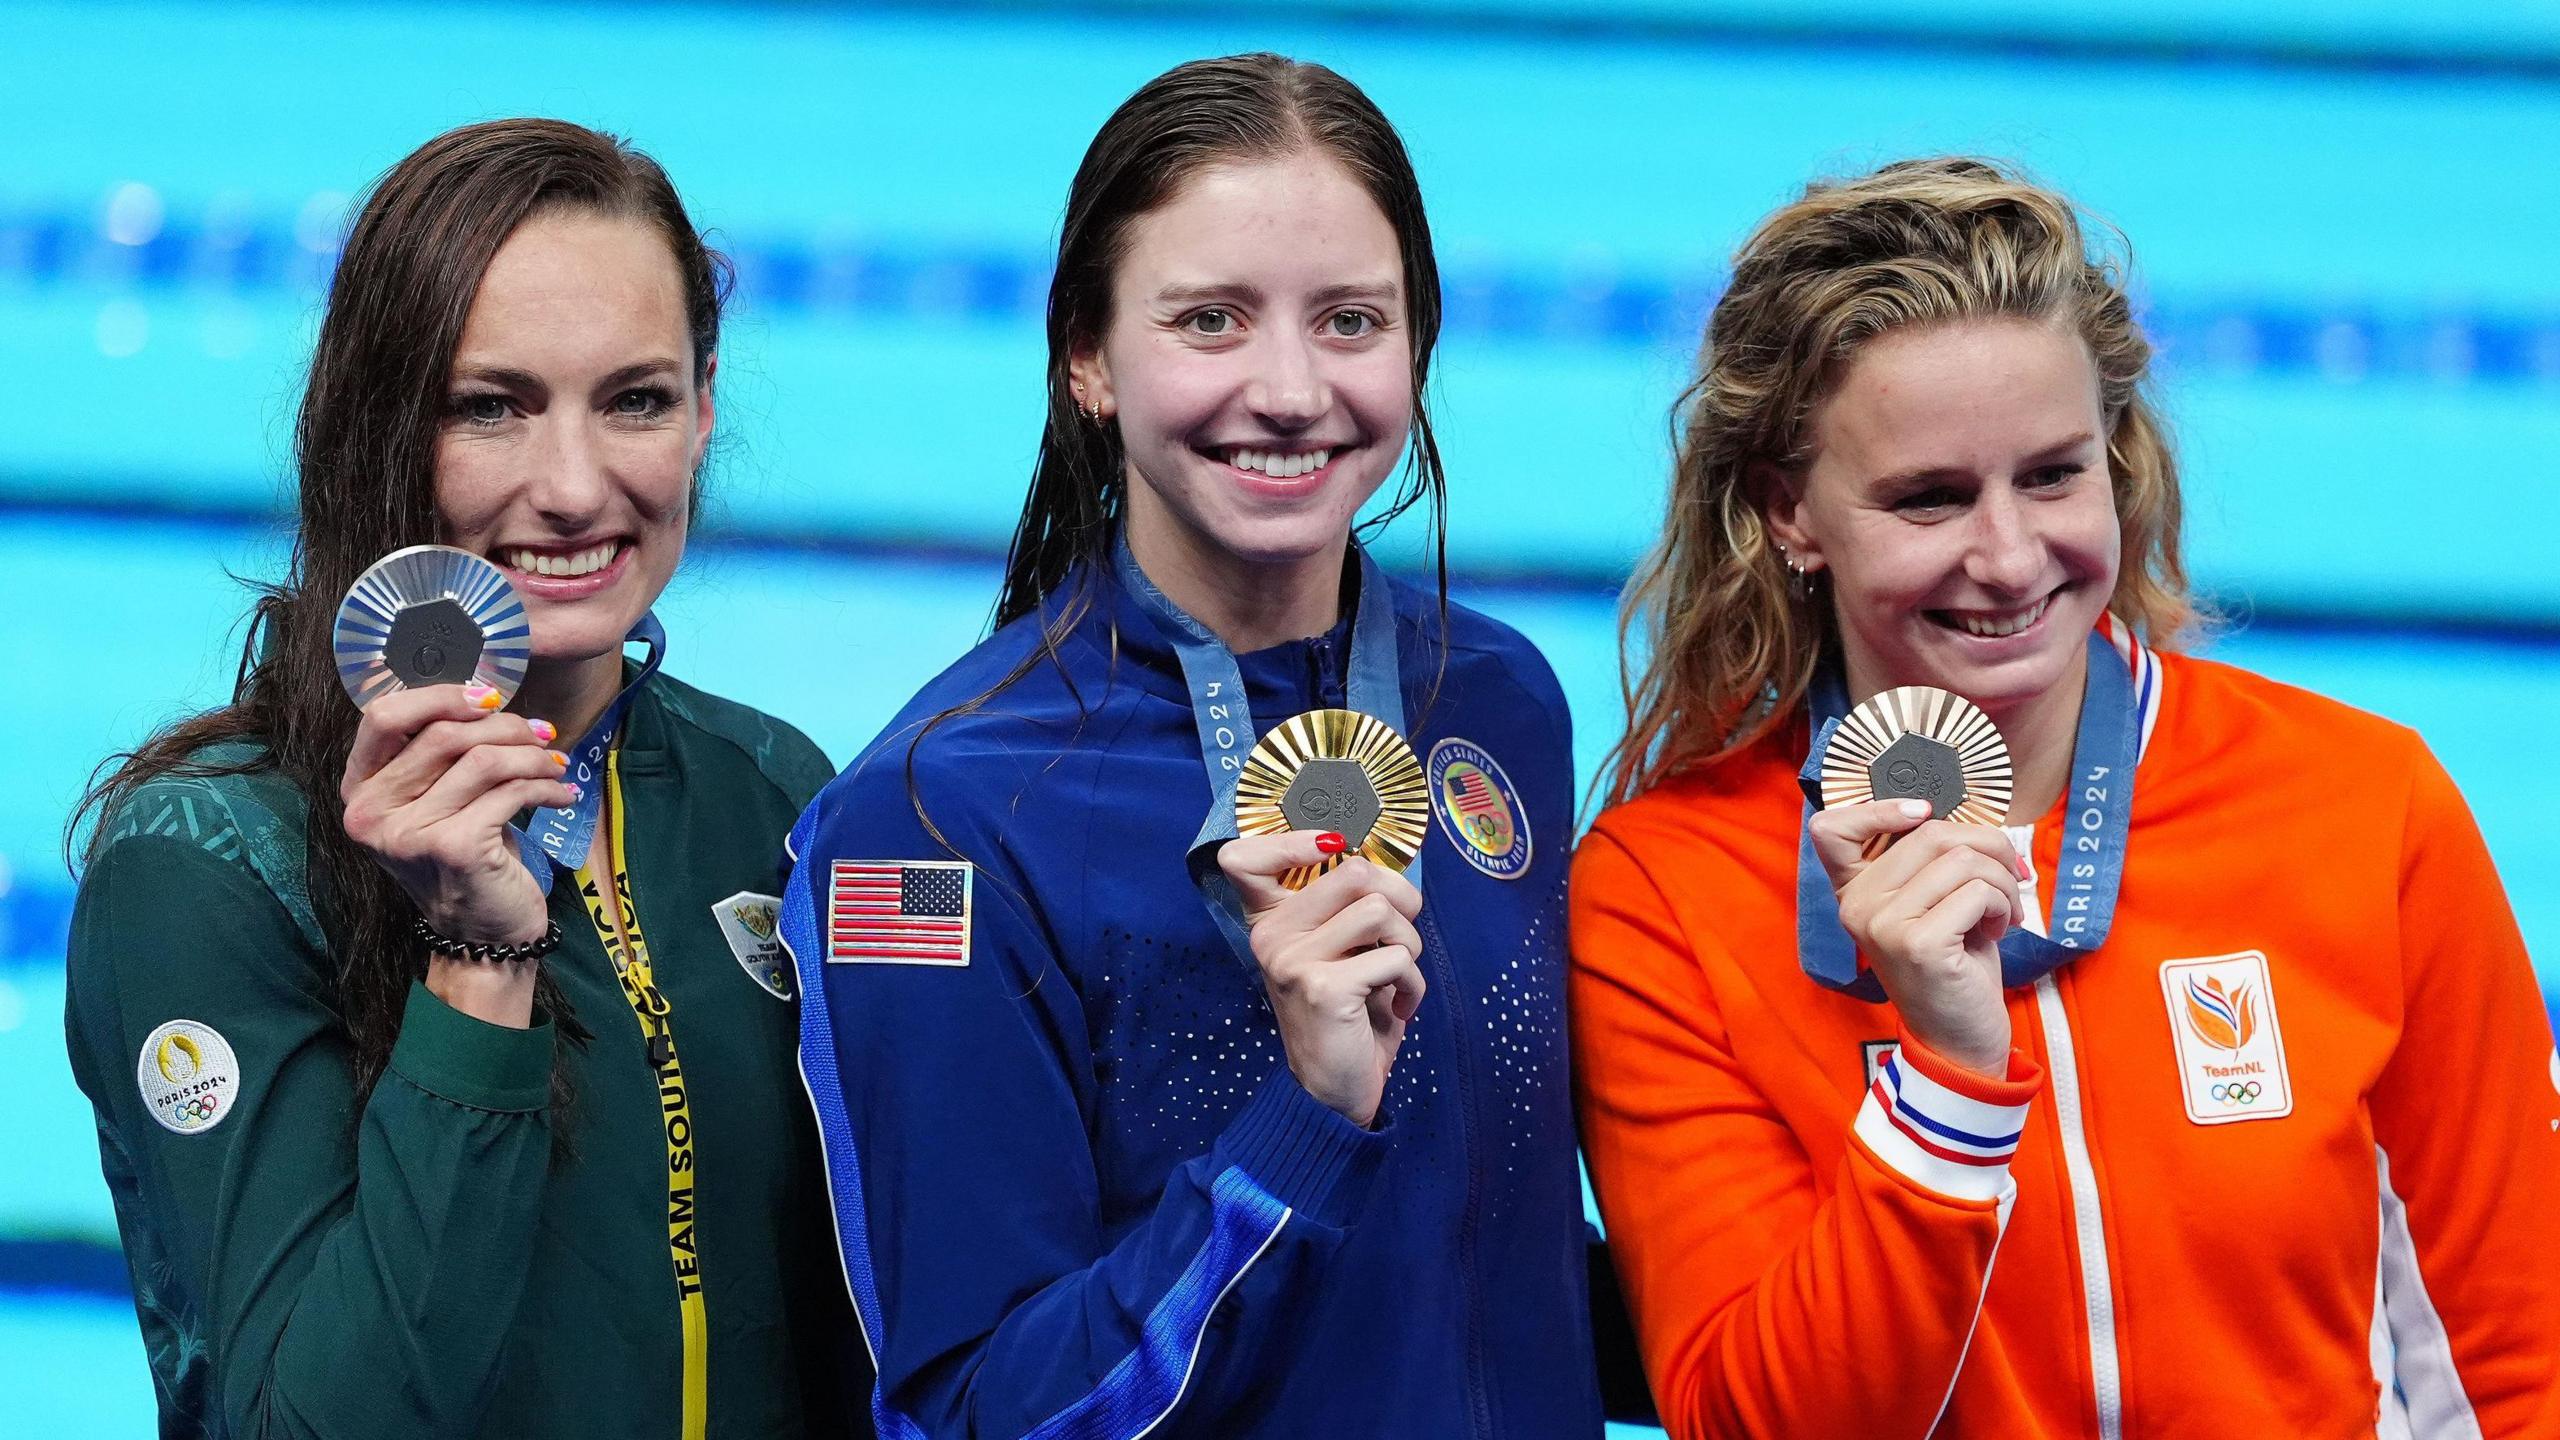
[897,53,1454,849]
[1604,156,2198,804]
[992,51,1449,631]
[71,117,729,1110]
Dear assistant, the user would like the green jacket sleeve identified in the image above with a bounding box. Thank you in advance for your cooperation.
[65,834,557,1439]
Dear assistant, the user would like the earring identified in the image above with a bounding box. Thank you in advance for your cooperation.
[1778,546,1818,603]
[1073,386,1102,424]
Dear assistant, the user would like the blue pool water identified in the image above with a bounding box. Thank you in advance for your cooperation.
[10,0,2559,1429]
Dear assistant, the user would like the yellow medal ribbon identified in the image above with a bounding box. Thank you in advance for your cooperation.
[573,746,709,1440]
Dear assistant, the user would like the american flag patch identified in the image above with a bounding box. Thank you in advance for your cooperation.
[1449,768,1502,815]
[828,860,972,966]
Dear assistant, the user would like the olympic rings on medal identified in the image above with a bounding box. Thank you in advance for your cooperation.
[2209,1082,2264,1104]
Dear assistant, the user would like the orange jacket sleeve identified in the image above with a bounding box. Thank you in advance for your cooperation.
[2366,738,2560,1435]
[1570,827,2044,1440]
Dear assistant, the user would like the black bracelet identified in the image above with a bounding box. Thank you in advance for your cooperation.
[412,916,564,964]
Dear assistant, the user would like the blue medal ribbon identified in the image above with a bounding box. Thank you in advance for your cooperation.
[510,611,667,895]
[1794,629,2138,999]
[1112,536,1411,966]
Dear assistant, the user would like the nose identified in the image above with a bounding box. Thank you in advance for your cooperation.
[1244,330,1327,431]
[522,413,612,528]
[1962,482,2046,597]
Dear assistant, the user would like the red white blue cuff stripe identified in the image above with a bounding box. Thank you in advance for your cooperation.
[1853,1051,2031,1203]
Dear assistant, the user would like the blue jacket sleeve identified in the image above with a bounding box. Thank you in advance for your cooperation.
[782,744,1390,1440]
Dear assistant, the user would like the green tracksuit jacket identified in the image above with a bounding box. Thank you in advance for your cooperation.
[64,673,870,1439]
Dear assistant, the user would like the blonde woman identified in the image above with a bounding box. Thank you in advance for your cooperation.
[1571,158,2559,1437]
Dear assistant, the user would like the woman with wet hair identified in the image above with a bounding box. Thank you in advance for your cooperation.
[65,120,865,1438]
[1573,157,2560,1437]
[784,54,1602,1438]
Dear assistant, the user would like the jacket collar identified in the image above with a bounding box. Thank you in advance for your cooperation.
[1058,546,1367,719]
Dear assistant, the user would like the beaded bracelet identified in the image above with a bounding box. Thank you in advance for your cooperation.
[412,916,564,964]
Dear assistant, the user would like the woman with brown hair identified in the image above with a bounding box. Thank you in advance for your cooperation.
[784,53,1601,1439]
[64,119,864,1438]
[1572,158,2559,1436]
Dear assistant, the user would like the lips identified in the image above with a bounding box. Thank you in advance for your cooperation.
[1198,442,1351,491]
[1217,445,1334,478]
[494,538,633,597]
[500,540,623,578]
[1928,591,2057,639]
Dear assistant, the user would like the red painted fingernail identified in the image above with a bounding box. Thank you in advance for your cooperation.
[1314,832,1349,854]
[527,718,558,744]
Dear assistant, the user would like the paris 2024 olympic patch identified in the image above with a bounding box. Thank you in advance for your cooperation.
[137,1019,240,1135]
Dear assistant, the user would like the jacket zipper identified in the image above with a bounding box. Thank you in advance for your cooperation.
[1311,635,1491,1439]
[2012,825,2124,1439]
[1422,905,1497,1440]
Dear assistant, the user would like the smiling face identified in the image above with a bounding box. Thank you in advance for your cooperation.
[1072,150,1413,591]
[432,207,711,665]
[1768,317,2120,729]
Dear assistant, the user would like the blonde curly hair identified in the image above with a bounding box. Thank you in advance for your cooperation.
[1603,157,2200,806]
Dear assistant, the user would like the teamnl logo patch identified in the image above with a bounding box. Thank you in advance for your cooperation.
[136,1019,240,1136]
[2158,951,2294,1126]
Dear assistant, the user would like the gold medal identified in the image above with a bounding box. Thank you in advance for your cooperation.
[1817,685,2013,835]
[1234,708,1429,889]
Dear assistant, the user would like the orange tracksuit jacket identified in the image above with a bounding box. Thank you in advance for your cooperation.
[1571,640,2560,1438]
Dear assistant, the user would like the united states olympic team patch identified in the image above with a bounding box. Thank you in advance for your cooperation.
[1427,737,1532,880]
[136,1019,240,1135]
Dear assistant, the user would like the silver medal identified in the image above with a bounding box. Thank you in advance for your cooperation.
[333,544,532,708]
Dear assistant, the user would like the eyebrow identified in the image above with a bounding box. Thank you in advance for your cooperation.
[447,358,685,393]
[593,358,685,392]
[1151,280,1402,308]
[449,363,545,392]
[1870,431,2100,490]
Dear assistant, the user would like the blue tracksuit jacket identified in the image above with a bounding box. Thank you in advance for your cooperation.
[782,560,1602,1439]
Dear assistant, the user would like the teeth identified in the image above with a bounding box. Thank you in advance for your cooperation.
[502,542,618,578]
[1951,596,2050,638]
[1225,447,1332,478]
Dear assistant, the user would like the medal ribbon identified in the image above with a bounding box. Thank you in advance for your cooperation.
[1794,628,2139,999]
[513,612,667,895]
[572,744,709,1440]
[1111,536,1411,966]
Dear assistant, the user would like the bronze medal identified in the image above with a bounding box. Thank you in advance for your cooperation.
[1816,686,2013,846]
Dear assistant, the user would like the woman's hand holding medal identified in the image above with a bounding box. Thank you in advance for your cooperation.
[1806,685,2029,1075]
[1809,800,2027,1076]
[340,682,573,1025]
[1220,831,1427,1129]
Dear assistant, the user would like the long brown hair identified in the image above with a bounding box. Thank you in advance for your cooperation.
[895,54,1454,844]
[995,50,1449,642]
[1605,157,2200,806]
[70,118,730,1108]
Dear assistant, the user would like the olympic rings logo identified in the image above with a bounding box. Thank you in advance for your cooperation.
[173,1094,222,1125]
[2210,1082,2264,1104]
